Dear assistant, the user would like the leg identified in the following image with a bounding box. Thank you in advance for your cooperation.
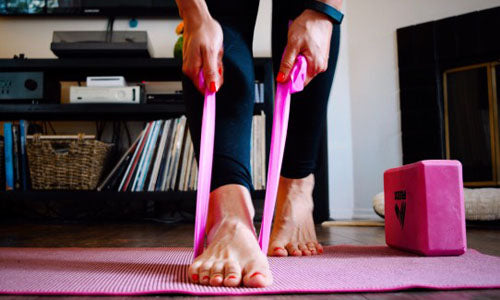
[182,4,272,287]
[269,0,341,256]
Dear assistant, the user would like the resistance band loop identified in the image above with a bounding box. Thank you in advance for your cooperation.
[193,56,307,259]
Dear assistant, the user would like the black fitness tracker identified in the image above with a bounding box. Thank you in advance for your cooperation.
[304,0,344,25]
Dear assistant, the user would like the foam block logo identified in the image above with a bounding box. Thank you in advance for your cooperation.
[394,190,406,228]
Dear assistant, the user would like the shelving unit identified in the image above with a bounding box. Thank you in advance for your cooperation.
[0,57,330,222]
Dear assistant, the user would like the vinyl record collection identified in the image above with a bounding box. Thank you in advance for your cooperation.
[98,112,267,192]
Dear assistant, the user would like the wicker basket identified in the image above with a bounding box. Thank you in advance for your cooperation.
[27,134,112,190]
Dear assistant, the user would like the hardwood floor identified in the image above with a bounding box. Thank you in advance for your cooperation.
[0,220,499,299]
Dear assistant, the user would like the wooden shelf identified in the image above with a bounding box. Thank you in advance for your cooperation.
[0,103,266,120]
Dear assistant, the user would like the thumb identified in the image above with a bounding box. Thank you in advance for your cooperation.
[202,46,220,93]
[277,46,299,83]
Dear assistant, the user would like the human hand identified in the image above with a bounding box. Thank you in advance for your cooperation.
[182,13,223,94]
[277,9,334,86]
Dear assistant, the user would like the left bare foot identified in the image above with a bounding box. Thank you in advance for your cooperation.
[268,174,323,256]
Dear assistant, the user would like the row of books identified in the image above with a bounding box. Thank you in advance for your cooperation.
[99,112,267,192]
[98,116,198,192]
[2,121,29,191]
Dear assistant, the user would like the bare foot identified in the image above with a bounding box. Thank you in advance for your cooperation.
[268,174,323,256]
[188,184,273,287]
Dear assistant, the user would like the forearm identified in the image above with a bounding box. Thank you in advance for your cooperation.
[175,0,211,22]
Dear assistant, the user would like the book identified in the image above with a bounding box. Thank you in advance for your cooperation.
[133,120,161,191]
[260,111,266,188]
[155,119,176,191]
[19,120,28,190]
[172,118,188,190]
[137,120,163,191]
[183,138,193,191]
[178,130,192,191]
[11,124,21,190]
[0,136,4,191]
[160,118,179,191]
[147,120,171,191]
[162,117,181,191]
[119,121,153,191]
[259,82,264,104]
[97,132,142,191]
[168,116,186,190]
[174,125,189,191]
[3,123,14,191]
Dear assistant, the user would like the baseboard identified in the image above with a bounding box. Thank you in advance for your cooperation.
[352,208,380,220]
[329,209,354,220]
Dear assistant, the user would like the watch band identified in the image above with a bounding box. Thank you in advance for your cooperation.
[304,0,344,25]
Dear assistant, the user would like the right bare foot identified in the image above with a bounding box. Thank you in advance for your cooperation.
[188,184,273,287]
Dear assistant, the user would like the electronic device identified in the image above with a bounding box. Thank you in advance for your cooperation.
[87,76,126,87]
[143,81,183,104]
[69,86,141,104]
[51,31,153,58]
[0,72,43,100]
[0,0,178,17]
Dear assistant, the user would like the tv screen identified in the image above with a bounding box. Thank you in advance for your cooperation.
[0,0,179,17]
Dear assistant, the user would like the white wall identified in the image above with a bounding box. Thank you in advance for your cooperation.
[343,0,500,219]
[0,0,272,58]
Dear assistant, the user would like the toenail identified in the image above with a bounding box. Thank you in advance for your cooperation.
[228,275,237,280]
[274,247,284,252]
[250,272,264,278]
[202,276,209,281]
[192,274,198,281]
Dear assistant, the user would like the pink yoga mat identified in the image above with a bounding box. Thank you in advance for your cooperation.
[1,245,499,296]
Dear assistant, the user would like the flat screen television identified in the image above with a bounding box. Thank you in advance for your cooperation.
[0,0,178,17]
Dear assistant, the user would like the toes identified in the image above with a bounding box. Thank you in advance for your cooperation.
[269,244,288,257]
[243,261,272,288]
[306,242,317,255]
[199,261,213,285]
[298,244,312,256]
[223,261,242,287]
[209,261,224,286]
[316,243,324,254]
[188,260,202,283]
[285,243,302,256]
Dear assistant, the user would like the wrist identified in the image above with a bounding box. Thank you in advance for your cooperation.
[303,8,333,25]
[176,0,211,24]
[316,0,342,10]
[303,0,344,25]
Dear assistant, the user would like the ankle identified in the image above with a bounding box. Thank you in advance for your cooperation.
[278,174,315,202]
[206,184,255,234]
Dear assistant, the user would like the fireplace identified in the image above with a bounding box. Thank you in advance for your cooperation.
[444,62,500,186]
[397,6,500,187]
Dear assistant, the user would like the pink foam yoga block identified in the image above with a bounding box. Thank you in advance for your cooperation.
[384,160,466,256]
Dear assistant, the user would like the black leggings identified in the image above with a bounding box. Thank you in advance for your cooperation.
[182,0,340,192]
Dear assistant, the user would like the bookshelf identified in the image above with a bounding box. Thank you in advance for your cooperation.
[0,57,330,223]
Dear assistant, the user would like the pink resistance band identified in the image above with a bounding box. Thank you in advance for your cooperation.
[193,56,307,259]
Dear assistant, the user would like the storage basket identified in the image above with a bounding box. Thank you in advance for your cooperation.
[26,134,112,190]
